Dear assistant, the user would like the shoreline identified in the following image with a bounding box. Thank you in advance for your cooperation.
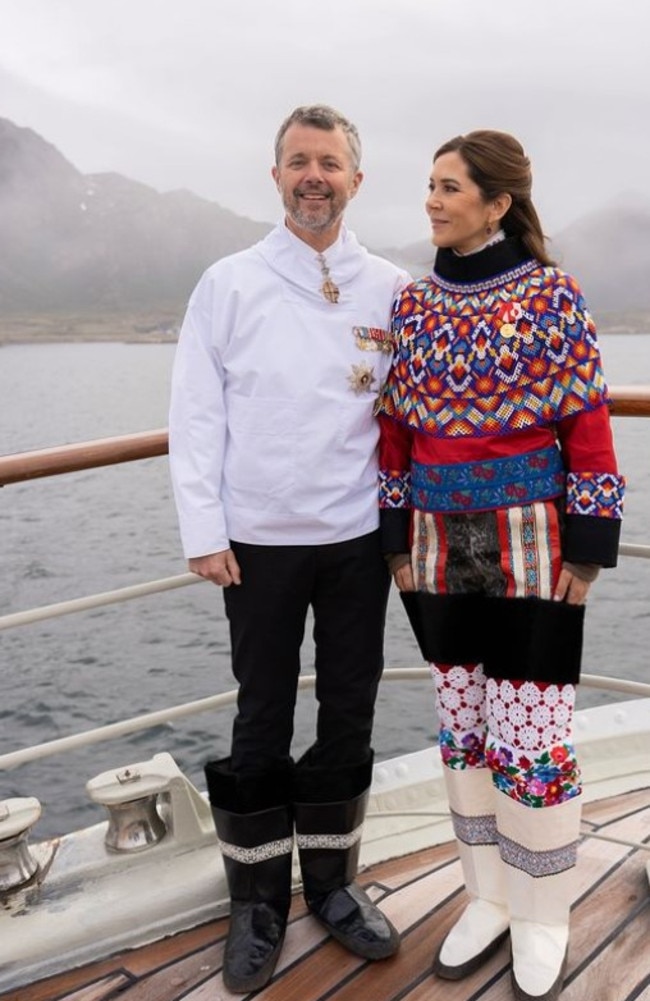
[1,310,649,344]
[0,309,182,345]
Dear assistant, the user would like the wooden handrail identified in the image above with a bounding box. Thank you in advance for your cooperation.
[0,386,648,487]
[609,385,650,417]
[0,429,168,486]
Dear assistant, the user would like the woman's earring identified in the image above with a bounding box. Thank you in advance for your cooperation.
[486,223,493,236]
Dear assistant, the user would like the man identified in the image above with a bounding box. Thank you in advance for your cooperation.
[169,104,408,993]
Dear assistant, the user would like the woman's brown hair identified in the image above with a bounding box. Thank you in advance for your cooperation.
[434,130,555,266]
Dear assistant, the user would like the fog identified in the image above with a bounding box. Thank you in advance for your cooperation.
[1,0,649,246]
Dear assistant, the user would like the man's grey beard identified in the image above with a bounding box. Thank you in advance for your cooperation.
[283,188,346,234]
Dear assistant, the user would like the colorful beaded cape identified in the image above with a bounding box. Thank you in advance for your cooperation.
[378,262,608,437]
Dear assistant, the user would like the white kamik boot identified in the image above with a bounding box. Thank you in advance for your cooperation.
[496,793,581,1001]
[433,767,510,979]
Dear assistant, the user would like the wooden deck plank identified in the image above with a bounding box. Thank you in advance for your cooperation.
[0,919,230,1001]
[118,919,226,976]
[0,972,133,1001]
[101,942,224,1001]
[359,842,457,890]
[582,787,650,826]
[0,971,134,1001]
[571,851,649,957]
[563,894,650,1001]
[304,907,461,1001]
[56,975,134,1001]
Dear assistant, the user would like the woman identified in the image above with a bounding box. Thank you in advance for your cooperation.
[377,131,624,1001]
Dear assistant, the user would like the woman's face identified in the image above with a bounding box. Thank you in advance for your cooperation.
[425,150,497,254]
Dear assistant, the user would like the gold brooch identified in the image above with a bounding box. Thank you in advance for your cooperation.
[317,252,340,303]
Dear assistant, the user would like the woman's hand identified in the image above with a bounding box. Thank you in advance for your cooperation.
[394,563,416,592]
[553,566,591,605]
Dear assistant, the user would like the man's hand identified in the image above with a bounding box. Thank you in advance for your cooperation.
[188,549,242,587]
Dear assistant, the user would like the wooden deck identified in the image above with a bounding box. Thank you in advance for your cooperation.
[3,787,649,1001]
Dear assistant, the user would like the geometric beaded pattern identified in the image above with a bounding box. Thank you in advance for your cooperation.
[218,835,294,864]
[451,807,498,847]
[378,264,609,438]
[379,468,412,508]
[498,831,579,877]
[566,471,625,519]
[296,822,364,851]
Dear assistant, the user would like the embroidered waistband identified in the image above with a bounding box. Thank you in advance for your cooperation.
[412,446,565,514]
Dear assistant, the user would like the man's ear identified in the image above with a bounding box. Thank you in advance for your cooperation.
[348,170,364,201]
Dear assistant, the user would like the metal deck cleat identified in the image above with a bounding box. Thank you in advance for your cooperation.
[0,797,42,892]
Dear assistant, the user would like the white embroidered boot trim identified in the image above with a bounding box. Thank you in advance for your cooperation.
[496,793,581,1000]
[434,768,509,978]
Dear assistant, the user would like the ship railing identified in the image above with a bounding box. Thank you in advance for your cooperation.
[1,383,650,776]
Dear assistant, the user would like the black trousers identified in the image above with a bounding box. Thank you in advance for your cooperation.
[223,531,390,775]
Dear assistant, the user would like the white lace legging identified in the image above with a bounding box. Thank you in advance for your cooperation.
[432,662,581,807]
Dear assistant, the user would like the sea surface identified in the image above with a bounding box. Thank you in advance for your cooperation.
[1,335,649,837]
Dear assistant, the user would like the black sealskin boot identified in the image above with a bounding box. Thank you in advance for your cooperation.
[293,753,400,960]
[205,758,294,993]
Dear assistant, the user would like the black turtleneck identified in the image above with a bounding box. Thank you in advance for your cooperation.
[433,236,536,284]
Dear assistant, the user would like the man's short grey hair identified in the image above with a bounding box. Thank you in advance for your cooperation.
[274,105,362,172]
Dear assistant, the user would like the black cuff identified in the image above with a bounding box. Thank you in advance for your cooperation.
[380,508,411,554]
[564,514,621,568]
[293,752,373,802]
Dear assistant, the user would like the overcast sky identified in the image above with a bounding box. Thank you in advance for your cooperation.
[1,0,649,248]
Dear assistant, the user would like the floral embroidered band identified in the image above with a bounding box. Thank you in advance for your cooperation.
[410,446,565,514]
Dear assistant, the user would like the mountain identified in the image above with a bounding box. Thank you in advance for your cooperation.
[0,117,271,316]
[1,117,649,333]
[550,195,650,315]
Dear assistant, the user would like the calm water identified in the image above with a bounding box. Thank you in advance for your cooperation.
[1,336,649,837]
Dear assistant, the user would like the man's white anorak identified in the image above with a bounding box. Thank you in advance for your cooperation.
[169,222,408,557]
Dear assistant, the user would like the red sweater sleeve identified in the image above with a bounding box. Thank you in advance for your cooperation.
[556,403,625,566]
[378,413,413,553]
